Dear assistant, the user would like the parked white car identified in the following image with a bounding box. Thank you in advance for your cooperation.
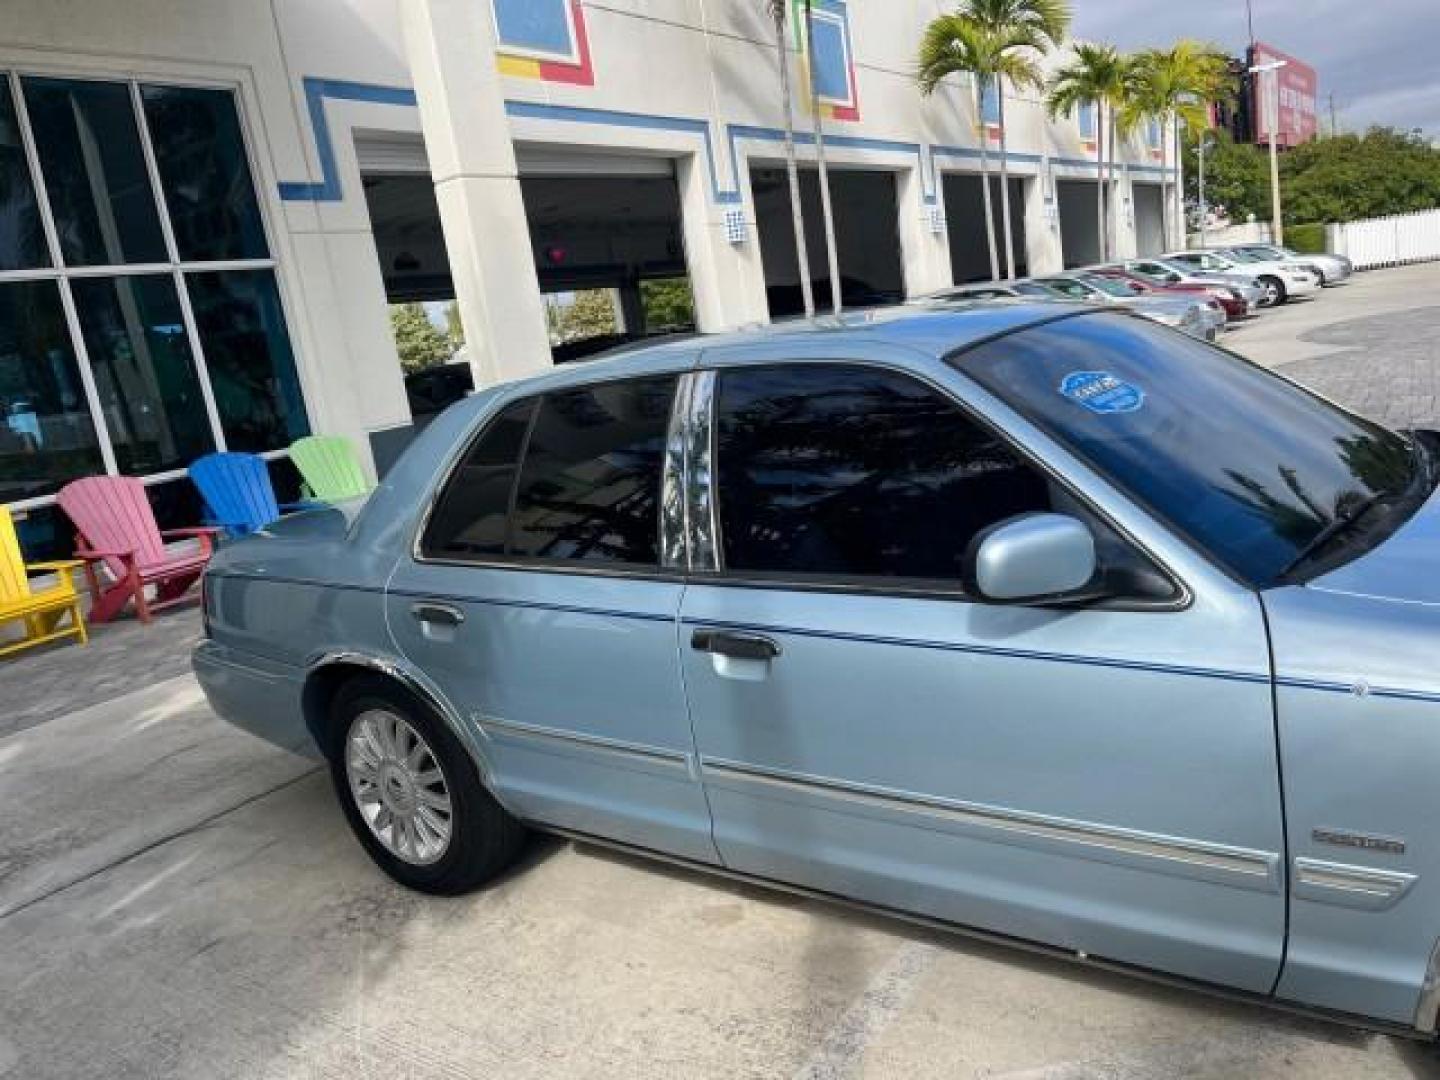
[1164,250,1321,307]
[1224,244,1354,286]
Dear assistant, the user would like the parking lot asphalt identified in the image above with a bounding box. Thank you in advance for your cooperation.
[4,265,1440,1079]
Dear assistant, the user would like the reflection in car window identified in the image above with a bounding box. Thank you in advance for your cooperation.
[714,364,1051,581]
[956,314,1418,585]
[509,376,677,564]
[421,398,535,558]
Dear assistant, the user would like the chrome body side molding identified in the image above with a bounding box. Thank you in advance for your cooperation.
[475,713,695,779]
[700,759,1281,893]
[1292,858,1418,912]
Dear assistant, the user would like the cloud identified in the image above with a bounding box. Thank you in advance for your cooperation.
[1071,0,1440,135]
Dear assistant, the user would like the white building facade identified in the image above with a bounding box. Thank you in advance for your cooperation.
[0,0,1177,558]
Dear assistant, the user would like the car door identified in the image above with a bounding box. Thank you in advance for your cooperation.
[386,373,718,864]
[677,346,1288,993]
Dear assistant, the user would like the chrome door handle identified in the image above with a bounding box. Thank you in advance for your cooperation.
[411,602,464,627]
[691,629,781,661]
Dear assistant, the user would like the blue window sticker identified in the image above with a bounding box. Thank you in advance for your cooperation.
[1059,371,1145,414]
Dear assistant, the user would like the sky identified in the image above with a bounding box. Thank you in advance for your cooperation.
[1071,0,1440,138]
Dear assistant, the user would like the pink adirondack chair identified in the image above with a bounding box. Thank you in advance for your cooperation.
[57,476,219,624]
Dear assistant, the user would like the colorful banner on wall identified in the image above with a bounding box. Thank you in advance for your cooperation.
[492,0,595,86]
[794,0,860,122]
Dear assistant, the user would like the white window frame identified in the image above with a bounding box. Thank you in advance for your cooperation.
[489,0,582,66]
[0,67,301,518]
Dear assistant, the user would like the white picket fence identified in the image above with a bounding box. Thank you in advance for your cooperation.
[1331,208,1440,270]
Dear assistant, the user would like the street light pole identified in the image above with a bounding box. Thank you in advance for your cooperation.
[1249,58,1287,246]
[1197,136,1209,250]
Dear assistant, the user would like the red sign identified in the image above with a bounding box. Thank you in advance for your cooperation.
[1250,43,1318,147]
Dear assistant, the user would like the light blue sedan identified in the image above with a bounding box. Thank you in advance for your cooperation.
[195,303,1440,1038]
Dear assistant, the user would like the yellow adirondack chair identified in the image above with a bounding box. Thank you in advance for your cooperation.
[0,509,88,659]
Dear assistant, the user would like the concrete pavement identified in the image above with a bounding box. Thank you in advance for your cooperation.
[2,669,1434,1078]
[5,268,1440,1077]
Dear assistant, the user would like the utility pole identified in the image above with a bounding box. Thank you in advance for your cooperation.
[1250,58,1287,246]
[1329,93,1339,137]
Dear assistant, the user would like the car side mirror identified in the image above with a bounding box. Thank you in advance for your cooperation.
[966,513,1098,602]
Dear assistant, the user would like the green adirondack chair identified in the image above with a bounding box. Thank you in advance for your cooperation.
[288,435,372,503]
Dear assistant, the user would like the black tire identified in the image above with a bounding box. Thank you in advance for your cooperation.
[1259,275,1287,306]
[327,675,527,894]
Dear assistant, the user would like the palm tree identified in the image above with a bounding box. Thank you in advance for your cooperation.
[766,0,814,317]
[936,1,1070,279]
[1046,42,1130,262]
[919,4,1072,280]
[1121,41,1230,249]
[803,0,842,314]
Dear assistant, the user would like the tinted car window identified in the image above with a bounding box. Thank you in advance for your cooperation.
[957,314,1421,585]
[715,365,1050,582]
[509,377,677,564]
[422,398,535,558]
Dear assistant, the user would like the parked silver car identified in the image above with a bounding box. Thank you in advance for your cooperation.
[1119,257,1268,309]
[196,304,1440,1038]
[1030,273,1226,340]
[1166,249,1321,306]
[1225,243,1354,286]
[927,278,1222,341]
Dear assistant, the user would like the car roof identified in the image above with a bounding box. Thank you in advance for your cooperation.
[483,301,1093,398]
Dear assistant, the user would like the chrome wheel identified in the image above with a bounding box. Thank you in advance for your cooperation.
[1261,279,1282,306]
[345,708,453,866]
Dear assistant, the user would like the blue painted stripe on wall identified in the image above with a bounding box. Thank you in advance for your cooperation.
[276,77,1176,207]
[277,78,418,202]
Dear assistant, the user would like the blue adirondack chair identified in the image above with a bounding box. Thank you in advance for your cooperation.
[189,452,309,538]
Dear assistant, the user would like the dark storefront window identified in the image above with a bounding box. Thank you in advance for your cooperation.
[0,280,106,504]
[0,71,305,559]
[186,269,307,453]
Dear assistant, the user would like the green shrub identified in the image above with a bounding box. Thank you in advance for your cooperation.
[1286,222,1328,254]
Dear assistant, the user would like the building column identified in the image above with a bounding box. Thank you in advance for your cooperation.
[896,163,950,298]
[676,151,769,330]
[400,0,551,387]
[1025,165,1063,275]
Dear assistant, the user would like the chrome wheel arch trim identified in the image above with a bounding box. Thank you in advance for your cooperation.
[304,649,500,792]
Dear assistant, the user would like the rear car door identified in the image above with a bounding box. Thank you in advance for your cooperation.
[678,348,1288,993]
[386,373,717,863]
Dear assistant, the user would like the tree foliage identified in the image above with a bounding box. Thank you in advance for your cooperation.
[389,302,455,373]
[1282,128,1440,224]
[545,290,618,345]
[640,278,696,330]
[1185,126,1440,226]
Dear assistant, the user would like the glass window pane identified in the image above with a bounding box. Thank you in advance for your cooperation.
[72,274,216,475]
[141,85,268,262]
[0,79,49,270]
[185,269,307,452]
[715,365,1051,581]
[22,77,166,267]
[509,377,675,564]
[421,398,536,559]
[0,281,105,503]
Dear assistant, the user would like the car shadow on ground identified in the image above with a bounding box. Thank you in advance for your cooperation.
[566,835,1438,1073]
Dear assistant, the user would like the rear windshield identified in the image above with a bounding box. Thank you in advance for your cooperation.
[954,314,1422,586]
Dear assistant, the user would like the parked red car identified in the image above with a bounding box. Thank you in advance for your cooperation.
[1089,265,1252,323]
